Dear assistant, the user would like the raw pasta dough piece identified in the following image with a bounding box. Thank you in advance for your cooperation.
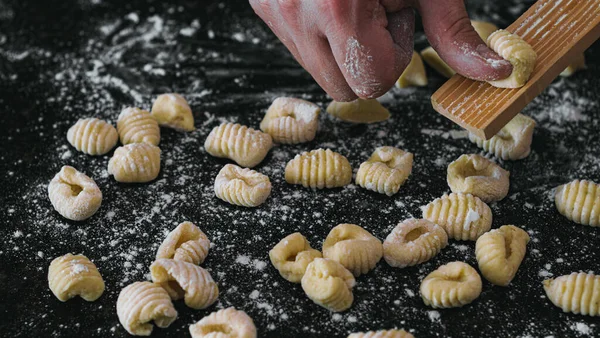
[475,225,530,286]
[447,154,510,203]
[355,146,413,196]
[322,223,383,277]
[67,117,118,155]
[560,53,586,77]
[383,218,448,268]
[117,107,160,146]
[348,329,414,338]
[421,47,455,79]
[48,165,102,221]
[420,261,482,308]
[544,272,600,316]
[422,193,492,241]
[48,253,105,302]
[260,97,320,144]
[189,307,257,338]
[117,281,177,336]
[151,93,195,131]
[468,113,536,160]
[214,164,271,207]
[285,148,352,189]
[108,143,161,183]
[555,179,600,227]
[420,20,499,78]
[269,232,322,283]
[301,258,355,312]
[486,29,537,88]
[326,99,390,124]
[396,51,427,88]
[204,123,273,168]
[156,221,210,265]
[150,259,218,309]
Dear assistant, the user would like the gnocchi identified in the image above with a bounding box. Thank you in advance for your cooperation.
[150,259,219,309]
[151,93,195,131]
[486,29,537,88]
[475,225,530,286]
[214,164,271,207]
[204,122,273,168]
[326,99,390,124]
[269,232,322,283]
[285,148,352,189]
[116,281,177,336]
[260,97,320,144]
[355,146,413,196]
[420,261,482,308]
[383,218,448,268]
[48,253,105,302]
[48,166,102,221]
[447,154,510,203]
[117,107,160,146]
[396,51,427,88]
[156,222,210,265]
[544,272,600,316]
[189,307,257,338]
[66,117,118,155]
[322,223,383,277]
[468,114,536,161]
[108,143,161,183]
[301,258,355,312]
[422,193,492,241]
[555,179,600,227]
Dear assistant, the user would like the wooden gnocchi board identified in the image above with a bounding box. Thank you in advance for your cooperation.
[431,0,600,140]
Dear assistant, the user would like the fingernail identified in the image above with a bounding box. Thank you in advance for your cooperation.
[476,44,511,70]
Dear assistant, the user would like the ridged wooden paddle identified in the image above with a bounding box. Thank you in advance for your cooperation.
[431,0,600,140]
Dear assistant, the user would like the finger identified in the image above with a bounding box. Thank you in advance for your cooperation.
[249,0,306,68]
[417,0,512,81]
[318,1,413,99]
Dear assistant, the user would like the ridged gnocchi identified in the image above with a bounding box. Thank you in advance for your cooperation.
[355,146,413,196]
[260,97,320,144]
[447,154,510,203]
[323,223,383,277]
[189,307,257,338]
[555,179,600,227]
[396,51,427,88]
[151,93,195,131]
[204,122,273,168]
[48,253,105,302]
[150,259,219,309]
[285,148,352,189]
[420,261,482,308]
[108,143,161,183]
[117,281,178,336]
[301,258,355,312]
[156,222,210,265]
[383,218,448,268]
[468,114,536,161]
[326,99,390,124]
[117,107,160,146]
[475,225,530,286]
[422,193,493,241]
[48,166,102,221]
[67,117,118,155]
[544,272,600,316]
[214,164,271,207]
[486,29,537,88]
[269,232,322,283]
[348,329,414,338]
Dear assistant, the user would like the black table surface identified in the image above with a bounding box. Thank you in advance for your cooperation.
[1,0,600,337]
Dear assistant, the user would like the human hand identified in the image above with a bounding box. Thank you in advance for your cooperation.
[250,0,513,101]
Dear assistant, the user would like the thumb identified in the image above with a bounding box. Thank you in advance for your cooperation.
[417,0,512,81]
